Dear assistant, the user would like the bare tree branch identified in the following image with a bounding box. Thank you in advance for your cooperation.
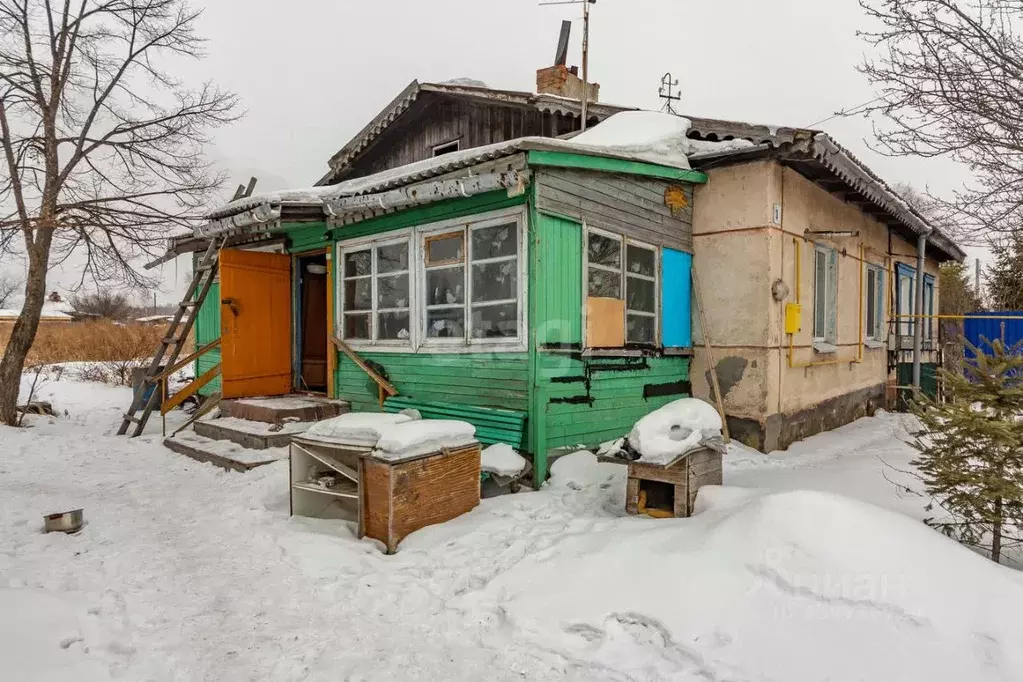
[0,0,240,424]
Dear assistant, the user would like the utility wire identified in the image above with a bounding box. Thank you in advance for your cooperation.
[805,96,884,129]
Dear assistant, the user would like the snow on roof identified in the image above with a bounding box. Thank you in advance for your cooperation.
[0,301,73,321]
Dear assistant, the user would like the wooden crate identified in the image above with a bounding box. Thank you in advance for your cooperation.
[289,437,368,522]
[360,444,481,554]
[625,449,723,518]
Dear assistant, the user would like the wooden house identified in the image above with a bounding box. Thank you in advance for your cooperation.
[151,77,966,480]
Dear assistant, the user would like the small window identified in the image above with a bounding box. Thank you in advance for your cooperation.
[897,269,915,337]
[424,231,466,339]
[865,264,884,341]
[813,245,838,345]
[585,229,659,347]
[341,239,412,343]
[469,222,519,339]
[924,278,935,340]
[432,140,460,157]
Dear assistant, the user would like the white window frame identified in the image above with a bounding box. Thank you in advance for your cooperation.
[864,263,885,344]
[335,208,527,354]
[583,225,661,348]
[897,270,915,338]
[813,245,838,349]
[337,230,415,349]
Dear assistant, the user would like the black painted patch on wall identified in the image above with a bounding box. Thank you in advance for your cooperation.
[549,395,595,405]
[706,356,748,401]
[551,375,586,384]
[643,380,692,399]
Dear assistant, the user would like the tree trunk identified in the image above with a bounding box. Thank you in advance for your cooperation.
[992,497,1003,564]
[0,240,51,425]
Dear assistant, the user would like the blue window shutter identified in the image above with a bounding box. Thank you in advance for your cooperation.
[661,249,692,347]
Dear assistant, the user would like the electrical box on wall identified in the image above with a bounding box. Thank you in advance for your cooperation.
[785,303,802,334]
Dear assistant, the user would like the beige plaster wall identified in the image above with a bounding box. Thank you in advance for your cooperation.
[691,160,943,426]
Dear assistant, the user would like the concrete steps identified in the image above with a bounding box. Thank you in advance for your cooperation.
[163,395,350,472]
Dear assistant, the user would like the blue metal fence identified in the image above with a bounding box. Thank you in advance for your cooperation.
[963,311,1023,358]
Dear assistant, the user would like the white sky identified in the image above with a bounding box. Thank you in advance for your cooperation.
[1,0,988,303]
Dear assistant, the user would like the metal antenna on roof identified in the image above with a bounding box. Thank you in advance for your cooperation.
[659,73,681,115]
[540,0,596,131]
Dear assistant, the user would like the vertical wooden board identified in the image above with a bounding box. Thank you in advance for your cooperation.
[662,249,693,348]
[194,280,222,396]
[534,213,583,346]
[586,297,625,347]
[361,460,391,545]
[220,249,292,398]
[326,252,337,399]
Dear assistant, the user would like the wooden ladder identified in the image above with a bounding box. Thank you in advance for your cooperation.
[118,235,225,437]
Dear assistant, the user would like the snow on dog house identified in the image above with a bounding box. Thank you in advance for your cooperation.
[157,112,705,483]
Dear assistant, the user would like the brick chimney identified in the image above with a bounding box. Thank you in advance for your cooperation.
[536,64,600,103]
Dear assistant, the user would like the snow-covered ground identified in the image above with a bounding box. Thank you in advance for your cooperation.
[4,373,1023,681]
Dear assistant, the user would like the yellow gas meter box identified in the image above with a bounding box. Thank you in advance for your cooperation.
[785,303,802,334]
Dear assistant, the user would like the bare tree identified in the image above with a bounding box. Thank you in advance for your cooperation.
[0,1,239,424]
[0,274,20,307]
[69,289,133,320]
[859,0,1023,243]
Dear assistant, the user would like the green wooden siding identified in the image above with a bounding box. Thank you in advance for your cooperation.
[534,212,583,345]
[540,354,691,449]
[335,352,530,414]
[279,221,329,253]
[526,150,708,184]
[194,280,222,396]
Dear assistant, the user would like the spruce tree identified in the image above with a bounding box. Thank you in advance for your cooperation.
[986,234,1023,311]
[910,340,1023,563]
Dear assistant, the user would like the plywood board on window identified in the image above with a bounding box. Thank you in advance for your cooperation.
[586,296,625,348]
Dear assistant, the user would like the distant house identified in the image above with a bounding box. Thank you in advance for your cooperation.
[0,298,74,328]
[154,66,964,480]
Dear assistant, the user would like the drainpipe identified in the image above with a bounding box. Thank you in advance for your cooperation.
[912,229,932,393]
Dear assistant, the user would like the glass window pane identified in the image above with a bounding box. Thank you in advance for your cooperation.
[814,251,827,337]
[344,250,371,278]
[588,233,621,268]
[627,276,655,314]
[626,244,656,277]
[426,266,465,305]
[345,279,372,311]
[866,270,877,337]
[588,268,621,298]
[378,242,408,274]
[378,274,409,309]
[472,223,517,260]
[627,314,656,344]
[426,232,464,264]
[377,311,411,341]
[472,261,517,303]
[426,308,465,338]
[344,313,370,339]
[472,302,518,339]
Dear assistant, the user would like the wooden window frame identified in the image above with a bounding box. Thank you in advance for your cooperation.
[813,245,838,346]
[865,263,885,342]
[338,233,414,348]
[431,139,461,157]
[583,225,661,348]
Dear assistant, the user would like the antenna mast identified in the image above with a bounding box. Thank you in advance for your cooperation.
[540,0,596,131]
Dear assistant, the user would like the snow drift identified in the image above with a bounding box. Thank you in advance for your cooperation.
[475,487,1023,682]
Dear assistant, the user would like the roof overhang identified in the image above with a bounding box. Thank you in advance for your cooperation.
[690,133,966,263]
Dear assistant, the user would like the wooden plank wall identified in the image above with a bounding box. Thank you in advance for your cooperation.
[343,97,576,180]
[536,168,694,252]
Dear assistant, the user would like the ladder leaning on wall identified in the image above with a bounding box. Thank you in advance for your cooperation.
[117,236,225,437]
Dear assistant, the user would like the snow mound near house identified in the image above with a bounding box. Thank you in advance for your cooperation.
[374,419,476,458]
[303,412,413,446]
[571,111,694,169]
[478,488,1023,682]
[481,443,527,477]
[548,450,624,489]
[627,397,724,466]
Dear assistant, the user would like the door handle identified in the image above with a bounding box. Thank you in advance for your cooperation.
[221,298,240,316]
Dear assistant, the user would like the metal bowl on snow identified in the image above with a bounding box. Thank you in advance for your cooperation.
[43,509,84,534]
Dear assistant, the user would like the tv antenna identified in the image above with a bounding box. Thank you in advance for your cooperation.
[540,0,596,130]
[659,72,681,115]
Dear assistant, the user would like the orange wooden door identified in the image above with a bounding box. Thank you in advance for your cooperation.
[219,249,292,399]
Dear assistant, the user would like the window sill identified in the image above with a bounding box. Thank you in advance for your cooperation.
[863,339,885,350]
[662,347,694,357]
[812,341,838,354]
[583,349,644,358]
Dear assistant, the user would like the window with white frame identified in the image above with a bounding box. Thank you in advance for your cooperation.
[341,238,412,343]
[338,210,525,351]
[813,245,838,345]
[896,265,916,337]
[865,263,885,341]
[586,229,658,346]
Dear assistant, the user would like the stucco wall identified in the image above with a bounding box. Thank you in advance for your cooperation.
[692,160,944,449]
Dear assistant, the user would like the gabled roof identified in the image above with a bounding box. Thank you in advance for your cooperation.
[319,80,631,185]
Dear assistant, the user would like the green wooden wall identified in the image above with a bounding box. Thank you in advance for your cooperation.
[527,210,691,482]
[194,280,222,396]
